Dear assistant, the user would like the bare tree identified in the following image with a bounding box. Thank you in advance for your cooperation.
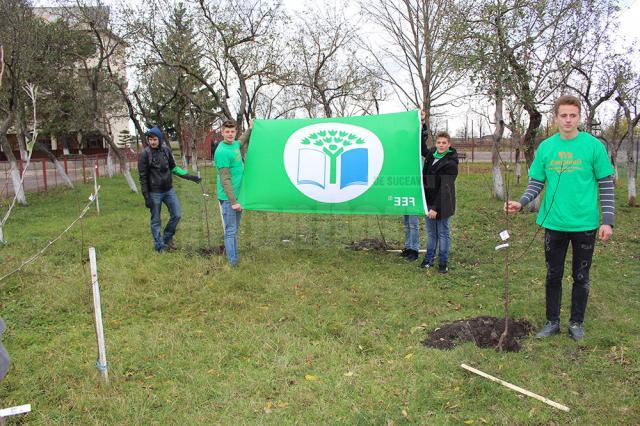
[284,2,384,118]
[560,2,622,134]
[361,0,469,142]
[195,0,286,128]
[615,74,640,206]
[0,0,34,205]
[0,84,38,243]
[66,1,138,192]
[464,0,619,209]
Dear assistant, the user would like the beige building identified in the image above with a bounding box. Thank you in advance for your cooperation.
[0,6,131,161]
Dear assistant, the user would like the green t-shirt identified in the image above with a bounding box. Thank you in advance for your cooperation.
[215,140,244,201]
[528,131,614,232]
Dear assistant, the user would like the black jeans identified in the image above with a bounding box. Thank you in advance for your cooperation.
[544,228,597,324]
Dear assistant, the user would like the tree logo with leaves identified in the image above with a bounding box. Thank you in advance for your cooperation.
[283,123,384,203]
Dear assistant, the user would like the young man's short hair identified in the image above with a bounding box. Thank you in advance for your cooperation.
[553,95,581,115]
[221,120,237,129]
[435,131,451,141]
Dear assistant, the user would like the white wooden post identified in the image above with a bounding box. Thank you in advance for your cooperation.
[89,247,108,383]
[0,404,32,423]
[93,162,100,215]
[461,364,569,412]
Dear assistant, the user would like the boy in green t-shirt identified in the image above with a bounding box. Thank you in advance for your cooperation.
[214,119,252,266]
[505,95,615,341]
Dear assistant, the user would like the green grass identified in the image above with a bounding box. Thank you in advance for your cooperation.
[0,164,638,424]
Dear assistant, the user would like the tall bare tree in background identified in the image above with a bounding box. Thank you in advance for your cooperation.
[285,2,384,118]
[0,0,35,205]
[463,0,619,207]
[195,0,286,128]
[361,0,469,143]
[66,1,138,192]
[615,73,640,206]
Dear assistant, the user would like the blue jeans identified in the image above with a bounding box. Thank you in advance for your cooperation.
[220,200,242,265]
[403,215,420,251]
[424,216,451,264]
[149,188,181,251]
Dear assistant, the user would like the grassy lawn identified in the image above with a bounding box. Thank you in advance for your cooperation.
[0,164,638,424]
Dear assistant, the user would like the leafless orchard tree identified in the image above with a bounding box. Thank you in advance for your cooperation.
[283,3,384,118]
[615,74,640,206]
[195,0,287,128]
[463,0,619,208]
[0,0,32,205]
[65,1,139,192]
[361,0,469,142]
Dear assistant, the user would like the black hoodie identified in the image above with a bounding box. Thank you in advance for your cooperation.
[138,127,177,195]
[422,147,459,219]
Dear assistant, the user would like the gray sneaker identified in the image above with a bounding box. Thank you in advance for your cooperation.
[536,321,560,338]
[568,322,585,341]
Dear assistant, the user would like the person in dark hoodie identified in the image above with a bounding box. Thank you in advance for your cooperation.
[138,126,201,252]
[419,130,459,273]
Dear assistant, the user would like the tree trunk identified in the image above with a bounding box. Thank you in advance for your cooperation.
[515,147,522,184]
[610,150,619,183]
[102,131,137,193]
[62,137,70,156]
[16,108,29,161]
[107,145,115,178]
[0,113,26,205]
[8,162,25,204]
[34,141,74,188]
[492,91,505,199]
[628,137,637,206]
[191,136,198,173]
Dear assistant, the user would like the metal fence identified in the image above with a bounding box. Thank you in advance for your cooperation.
[0,153,138,198]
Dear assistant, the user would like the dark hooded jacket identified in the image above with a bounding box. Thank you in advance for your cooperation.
[423,147,459,219]
[138,127,177,195]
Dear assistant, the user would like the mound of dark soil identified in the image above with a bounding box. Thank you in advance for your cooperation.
[422,316,532,352]
[185,245,225,257]
[347,238,389,251]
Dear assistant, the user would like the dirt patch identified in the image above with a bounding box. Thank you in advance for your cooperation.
[184,245,225,257]
[346,238,390,251]
[422,316,532,352]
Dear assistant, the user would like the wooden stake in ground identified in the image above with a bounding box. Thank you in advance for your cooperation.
[89,247,108,383]
[0,404,31,423]
[199,180,212,252]
[93,161,100,215]
[460,364,570,412]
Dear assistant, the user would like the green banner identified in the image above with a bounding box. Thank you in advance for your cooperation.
[239,110,427,215]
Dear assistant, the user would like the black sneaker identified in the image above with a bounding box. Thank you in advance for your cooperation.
[568,321,585,341]
[404,249,419,262]
[438,263,449,273]
[419,258,434,269]
[399,248,411,258]
[536,321,560,338]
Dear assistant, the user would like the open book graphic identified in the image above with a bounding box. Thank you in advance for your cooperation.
[297,149,326,188]
[296,148,369,189]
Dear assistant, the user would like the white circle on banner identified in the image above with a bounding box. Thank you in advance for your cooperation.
[283,123,384,203]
